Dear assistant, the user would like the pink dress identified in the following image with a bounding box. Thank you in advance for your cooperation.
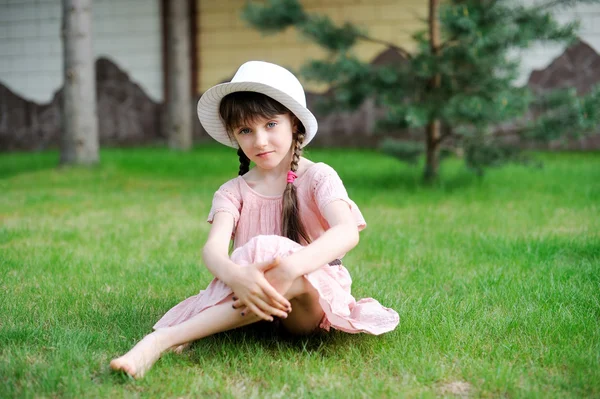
[153,162,399,335]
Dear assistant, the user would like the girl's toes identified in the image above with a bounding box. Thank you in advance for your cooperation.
[173,342,191,354]
[110,358,137,378]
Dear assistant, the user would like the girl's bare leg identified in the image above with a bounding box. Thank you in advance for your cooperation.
[110,275,319,379]
[169,278,322,355]
[110,299,261,379]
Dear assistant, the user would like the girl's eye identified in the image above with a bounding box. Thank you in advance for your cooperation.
[238,128,251,135]
[267,122,277,128]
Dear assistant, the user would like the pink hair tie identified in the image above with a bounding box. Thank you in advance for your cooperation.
[286,170,298,184]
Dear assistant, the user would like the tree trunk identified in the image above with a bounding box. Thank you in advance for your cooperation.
[60,0,99,165]
[424,0,441,182]
[424,120,441,181]
[166,0,192,150]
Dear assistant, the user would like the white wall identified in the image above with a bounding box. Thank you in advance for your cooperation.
[0,0,163,103]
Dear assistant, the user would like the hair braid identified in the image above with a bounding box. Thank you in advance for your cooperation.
[290,133,302,174]
[282,132,311,244]
[237,147,250,176]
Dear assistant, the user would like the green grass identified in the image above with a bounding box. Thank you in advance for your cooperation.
[0,145,598,398]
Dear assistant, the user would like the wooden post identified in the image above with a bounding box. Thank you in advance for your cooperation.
[166,0,193,150]
[61,0,99,165]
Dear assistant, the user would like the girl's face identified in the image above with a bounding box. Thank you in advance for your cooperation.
[233,113,295,171]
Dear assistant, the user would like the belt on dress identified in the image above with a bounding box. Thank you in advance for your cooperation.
[328,259,342,266]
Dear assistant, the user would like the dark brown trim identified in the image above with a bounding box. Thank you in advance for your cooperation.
[160,0,169,102]
[190,0,199,97]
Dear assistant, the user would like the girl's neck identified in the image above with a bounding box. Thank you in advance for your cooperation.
[243,155,314,197]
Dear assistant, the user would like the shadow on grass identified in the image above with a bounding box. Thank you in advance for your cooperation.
[99,316,364,386]
[0,151,59,179]
[311,150,484,196]
[106,368,137,385]
[340,167,482,203]
[188,319,360,355]
[98,296,364,373]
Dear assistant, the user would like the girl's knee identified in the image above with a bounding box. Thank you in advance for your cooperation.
[284,276,316,300]
[232,235,302,265]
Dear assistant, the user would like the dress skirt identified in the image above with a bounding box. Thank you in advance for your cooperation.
[153,235,399,335]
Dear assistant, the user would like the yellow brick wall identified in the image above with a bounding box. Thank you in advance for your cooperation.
[196,0,427,93]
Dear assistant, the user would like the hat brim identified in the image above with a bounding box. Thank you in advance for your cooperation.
[197,81,318,149]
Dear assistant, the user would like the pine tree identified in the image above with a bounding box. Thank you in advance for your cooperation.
[243,0,600,181]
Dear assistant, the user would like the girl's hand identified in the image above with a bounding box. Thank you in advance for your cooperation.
[233,258,296,318]
[229,258,291,321]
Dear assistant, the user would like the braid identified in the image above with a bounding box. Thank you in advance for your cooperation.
[282,132,311,244]
[237,147,250,176]
[290,133,302,174]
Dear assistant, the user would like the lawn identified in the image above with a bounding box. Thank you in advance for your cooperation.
[0,146,598,398]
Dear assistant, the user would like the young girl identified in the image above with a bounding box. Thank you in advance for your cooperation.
[110,61,399,379]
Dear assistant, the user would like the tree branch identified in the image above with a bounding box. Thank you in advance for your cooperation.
[356,33,412,59]
[491,125,531,138]
[435,125,454,145]
[439,36,460,51]
[530,0,579,12]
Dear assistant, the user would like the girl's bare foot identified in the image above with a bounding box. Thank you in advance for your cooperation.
[110,331,168,379]
[172,342,191,354]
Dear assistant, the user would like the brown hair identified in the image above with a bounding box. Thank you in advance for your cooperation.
[219,92,311,244]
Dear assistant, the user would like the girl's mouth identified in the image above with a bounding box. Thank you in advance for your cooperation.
[256,151,274,158]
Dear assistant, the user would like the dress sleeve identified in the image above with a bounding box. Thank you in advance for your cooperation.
[207,179,242,227]
[312,164,367,231]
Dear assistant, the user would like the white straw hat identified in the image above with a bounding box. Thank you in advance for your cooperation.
[197,61,318,148]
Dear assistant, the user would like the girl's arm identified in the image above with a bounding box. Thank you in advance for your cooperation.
[280,200,360,279]
[202,212,291,320]
[201,212,241,285]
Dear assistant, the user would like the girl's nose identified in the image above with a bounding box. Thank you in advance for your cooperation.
[254,129,268,148]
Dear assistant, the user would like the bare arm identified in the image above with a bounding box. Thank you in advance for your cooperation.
[202,212,291,319]
[201,212,240,287]
[281,200,360,279]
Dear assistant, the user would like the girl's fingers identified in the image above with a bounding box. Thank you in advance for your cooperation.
[237,300,289,318]
[252,296,288,319]
[232,299,243,309]
[259,281,291,310]
[255,257,280,273]
[270,295,289,311]
[230,288,286,312]
[247,278,289,312]
[245,301,272,321]
[257,288,287,309]
[252,294,286,312]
